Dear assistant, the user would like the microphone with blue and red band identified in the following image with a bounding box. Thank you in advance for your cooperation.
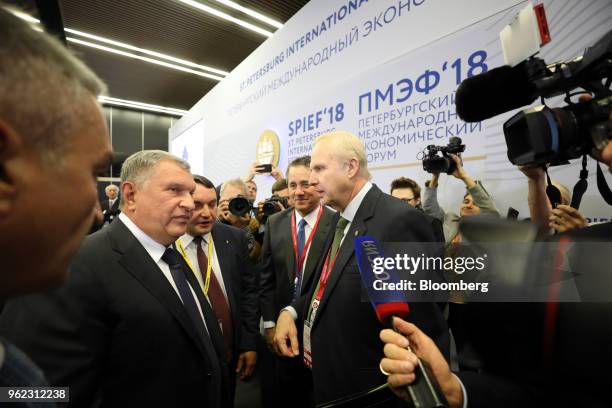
[355,236,448,408]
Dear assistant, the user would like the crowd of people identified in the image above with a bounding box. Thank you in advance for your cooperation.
[1,5,611,408]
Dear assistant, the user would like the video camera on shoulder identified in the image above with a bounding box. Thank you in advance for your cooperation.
[455,5,611,167]
[229,196,254,217]
[263,195,289,216]
[420,137,466,174]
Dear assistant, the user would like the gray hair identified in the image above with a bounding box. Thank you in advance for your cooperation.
[120,150,190,189]
[105,184,119,193]
[220,178,248,198]
[0,6,106,162]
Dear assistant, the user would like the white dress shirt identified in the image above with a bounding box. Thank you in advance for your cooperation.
[118,213,208,332]
[264,205,322,329]
[283,182,372,321]
[177,232,229,304]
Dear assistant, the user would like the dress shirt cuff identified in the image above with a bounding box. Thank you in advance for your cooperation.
[281,306,298,320]
[263,321,276,329]
[453,373,468,408]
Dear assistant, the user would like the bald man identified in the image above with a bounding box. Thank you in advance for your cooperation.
[274,131,449,406]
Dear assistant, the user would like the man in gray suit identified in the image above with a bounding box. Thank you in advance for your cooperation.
[259,156,334,407]
[0,6,112,399]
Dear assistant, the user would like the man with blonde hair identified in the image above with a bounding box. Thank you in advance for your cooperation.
[274,130,448,405]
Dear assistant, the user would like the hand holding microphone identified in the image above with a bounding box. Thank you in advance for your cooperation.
[355,237,449,407]
[380,317,464,408]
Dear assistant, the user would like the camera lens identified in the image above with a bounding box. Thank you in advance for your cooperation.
[229,197,251,216]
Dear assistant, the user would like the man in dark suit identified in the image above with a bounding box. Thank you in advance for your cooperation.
[274,131,449,406]
[175,174,258,402]
[259,156,334,407]
[100,183,120,224]
[0,150,230,407]
[0,7,113,400]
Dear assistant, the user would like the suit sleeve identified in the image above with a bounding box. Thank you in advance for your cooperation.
[0,253,111,407]
[258,218,277,324]
[237,229,260,352]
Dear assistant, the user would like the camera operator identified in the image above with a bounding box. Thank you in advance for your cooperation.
[391,177,445,242]
[245,180,258,201]
[423,154,500,243]
[218,178,261,262]
[519,164,588,233]
[254,178,293,225]
[242,162,284,183]
[379,134,612,407]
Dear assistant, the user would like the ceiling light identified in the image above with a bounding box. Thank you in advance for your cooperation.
[67,37,224,81]
[98,96,188,116]
[176,0,273,37]
[9,8,227,79]
[65,27,228,76]
[214,0,283,29]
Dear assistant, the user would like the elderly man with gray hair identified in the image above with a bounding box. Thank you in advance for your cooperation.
[1,150,231,407]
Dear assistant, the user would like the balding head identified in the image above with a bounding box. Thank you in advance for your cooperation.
[309,130,370,211]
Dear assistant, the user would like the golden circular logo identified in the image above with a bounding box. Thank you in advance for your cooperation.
[256,129,280,166]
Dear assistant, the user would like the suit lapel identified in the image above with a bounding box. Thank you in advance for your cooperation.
[280,211,296,284]
[210,225,239,329]
[108,220,213,365]
[312,188,380,328]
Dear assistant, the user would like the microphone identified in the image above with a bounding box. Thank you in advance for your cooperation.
[355,237,448,408]
[455,64,537,122]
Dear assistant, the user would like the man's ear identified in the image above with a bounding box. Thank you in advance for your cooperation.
[0,119,22,219]
[346,157,360,178]
[121,181,137,212]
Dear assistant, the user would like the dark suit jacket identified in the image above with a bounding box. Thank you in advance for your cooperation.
[203,222,259,354]
[259,206,335,323]
[0,218,230,407]
[457,221,612,408]
[100,198,120,224]
[292,185,450,404]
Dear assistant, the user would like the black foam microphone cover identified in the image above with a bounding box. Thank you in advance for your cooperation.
[455,65,537,122]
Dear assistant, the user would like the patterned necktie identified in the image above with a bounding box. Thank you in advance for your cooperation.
[293,218,307,299]
[193,236,233,362]
[161,247,208,340]
[330,216,349,259]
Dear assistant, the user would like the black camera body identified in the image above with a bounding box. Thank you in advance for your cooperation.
[263,195,289,216]
[228,196,254,217]
[479,29,610,167]
[421,137,466,174]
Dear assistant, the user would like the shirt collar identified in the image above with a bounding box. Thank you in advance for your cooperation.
[294,205,321,227]
[340,181,373,223]
[178,232,212,249]
[118,213,167,263]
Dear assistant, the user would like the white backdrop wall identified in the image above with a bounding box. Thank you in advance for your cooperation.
[170,0,612,223]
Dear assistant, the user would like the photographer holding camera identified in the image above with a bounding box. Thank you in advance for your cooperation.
[423,154,500,243]
[218,178,261,262]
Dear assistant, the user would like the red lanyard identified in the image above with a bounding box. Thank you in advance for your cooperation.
[314,242,341,302]
[290,205,323,274]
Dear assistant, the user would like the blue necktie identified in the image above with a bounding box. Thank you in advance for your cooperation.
[294,218,307,299]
